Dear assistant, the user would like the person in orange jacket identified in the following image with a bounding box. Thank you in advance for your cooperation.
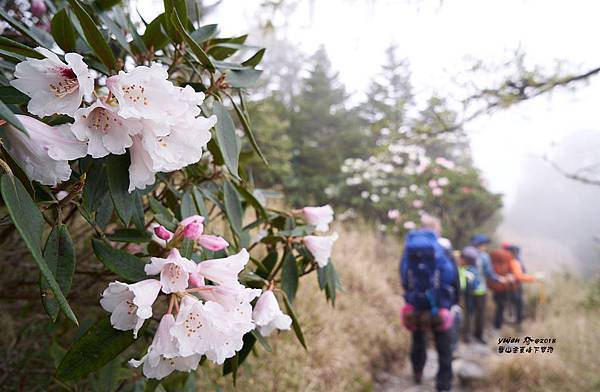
[488,249,536,329]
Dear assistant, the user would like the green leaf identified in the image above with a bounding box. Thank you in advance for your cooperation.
[281,292,306,349]
[106,228,152,243]
[242,48,266,67]
[251,329,272,353]
[213,101,240,178]
[107,155,134,226]
[191,186,208,221]
[0,99,26,133]
[190,24,217,43]
[148,196,177,231]
[41,224,76,322]
[142,14,170,50]
[82,160,109,214]
[208,35,248,60]
[132,190,145,230]
[281,251,299,303]
[223,180,243,235]
[0,36,44,59]
[229,97,268,165]
[67,0,117,70]
[0,86,29,105]
[92,239,147,282]
[56,317,141,381]
[51,9,77,53]
[180,191,196,219]
[163,0,188,42]
[226,69,262,88]
[170,10,215,71]
[0,175,78,325]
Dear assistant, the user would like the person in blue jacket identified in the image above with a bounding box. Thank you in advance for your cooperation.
[400,215,458,392]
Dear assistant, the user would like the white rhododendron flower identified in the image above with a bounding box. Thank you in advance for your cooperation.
[196,249,250,288]
[304,233,339,268]
[100,279,162,338]
[3,115,87,186]
[252,290,292,336]
[145,249,197,294]
[129,314,201,380]
[170,295,248,363]
[387,209,400,220]
[438,177,449,187]
[140,115,215,172]
[11,48,93,116]
[404,221,416,230]
[128,135,156,192]
[107,64,206,121]
[302,204,334,232]
[412,200,424,209]
[71,99,143,158]
[432,187,444,196]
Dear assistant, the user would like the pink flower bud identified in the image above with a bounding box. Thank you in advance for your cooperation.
[31,0,47,17]
[198,235,229,251]
[183,222,203,240]
[153,225,172,241]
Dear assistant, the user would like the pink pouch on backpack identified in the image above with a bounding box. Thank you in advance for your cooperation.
[401,304,417,331]
[434,308,454,332]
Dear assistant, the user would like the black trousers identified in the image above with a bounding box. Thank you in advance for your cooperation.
[410,329,453,391]
[493,291,508,329]
[464,293,486,340]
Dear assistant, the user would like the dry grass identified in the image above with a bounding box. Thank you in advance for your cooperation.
[200,222,409,391]
[486,273,600,392]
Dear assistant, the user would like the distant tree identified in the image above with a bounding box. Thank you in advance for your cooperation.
[285,47,367,205]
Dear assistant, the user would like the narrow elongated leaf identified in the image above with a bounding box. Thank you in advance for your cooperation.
[0,36,44,59]
[142,14,170,50]
[171,10,215,71]
[0,99,26,133]
[223,180,243,235]
[106,228,151,243]
[229,97,268,165]
[251,329,272,352]
[107,155,134,226]
[242,48,266,67]
[41,224,76,321]
[213,101,239,178]
[0,175,78,324]
[281,292,306,349]
[191,186,208,221]
[92,239,147,282]
[163,0,187,41]
[51,9,77,52]
[67,0,117,70]
[148,196,177,231]
[56,317,141,381]
[0,86,29,104]
[180,191,196,219]
[190,24,217,43]
[281,251,299,303]
[227,69,262,88]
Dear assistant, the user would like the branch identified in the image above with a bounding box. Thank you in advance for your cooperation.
[543,156,600,186]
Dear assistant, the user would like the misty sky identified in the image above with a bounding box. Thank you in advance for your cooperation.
[137,0,600,270]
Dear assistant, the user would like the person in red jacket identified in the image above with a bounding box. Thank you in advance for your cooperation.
[489,249,536,329]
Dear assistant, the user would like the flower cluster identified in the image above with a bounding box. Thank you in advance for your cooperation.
[100,215,294,380]
[299,205,338,268]
[7,48,215,191]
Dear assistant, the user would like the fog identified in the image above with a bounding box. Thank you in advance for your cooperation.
[497,129,600,275]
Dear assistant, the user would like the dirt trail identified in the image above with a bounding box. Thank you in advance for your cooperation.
[375,340,494,392]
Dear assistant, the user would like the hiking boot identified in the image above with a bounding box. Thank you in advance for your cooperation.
[413,372,423,384]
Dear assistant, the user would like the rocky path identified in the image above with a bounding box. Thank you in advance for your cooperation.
[375,341,493,392]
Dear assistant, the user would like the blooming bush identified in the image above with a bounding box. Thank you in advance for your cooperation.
[0,1,340,389]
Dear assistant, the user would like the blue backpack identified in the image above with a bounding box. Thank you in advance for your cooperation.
[401,230,456,314]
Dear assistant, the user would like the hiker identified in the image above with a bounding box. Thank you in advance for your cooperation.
[489,249,536,329]
[501,242,526,327]
[458,246,480,343]
[469,234,503,344]
[438,238,463,356]
[400,215,458,392]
